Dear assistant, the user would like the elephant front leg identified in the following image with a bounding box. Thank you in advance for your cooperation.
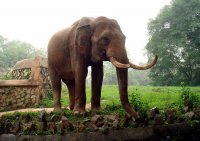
[65,79,75,110]
[91,62,103,113]
[48,68,62,111]
[74,65,88,114]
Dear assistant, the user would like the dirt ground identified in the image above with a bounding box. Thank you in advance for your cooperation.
[0,103,91,117]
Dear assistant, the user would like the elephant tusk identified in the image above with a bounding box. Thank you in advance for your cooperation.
[129,55,158,70]
[109,57,130,68]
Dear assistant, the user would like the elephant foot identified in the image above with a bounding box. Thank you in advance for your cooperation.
[74,106,86,115]
[131,112,140,121]
[54,104,61,111]
[69,105,75,110]
[91,107,100,115]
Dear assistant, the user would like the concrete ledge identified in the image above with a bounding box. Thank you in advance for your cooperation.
[0,80,39,87]
[0,123,197,141]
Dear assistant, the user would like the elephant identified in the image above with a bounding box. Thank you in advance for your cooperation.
[48,16,157,120]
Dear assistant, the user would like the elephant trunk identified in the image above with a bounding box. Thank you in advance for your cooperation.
[109,55,158,70]
[116,68,139,120]
[109,54,157,119]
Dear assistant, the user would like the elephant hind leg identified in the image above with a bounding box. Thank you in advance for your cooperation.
[65,79,75,110]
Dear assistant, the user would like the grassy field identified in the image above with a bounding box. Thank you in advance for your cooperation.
[40,85,200,111]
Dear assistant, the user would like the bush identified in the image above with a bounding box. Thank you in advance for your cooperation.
[0,72,13,80]
[129,89,149,119]
[180,82,199,111]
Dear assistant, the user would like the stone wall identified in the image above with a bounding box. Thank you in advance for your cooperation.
[0,83,38,111]
[0,56,51,112]
[0,123,196,141]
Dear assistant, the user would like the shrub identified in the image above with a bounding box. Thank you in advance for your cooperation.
[180,82,199,111]
[129,89,149,119]
[0,72,13,80]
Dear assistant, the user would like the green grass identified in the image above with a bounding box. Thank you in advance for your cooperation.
[38,85,200,111]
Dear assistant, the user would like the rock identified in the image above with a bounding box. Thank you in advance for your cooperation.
[104,114,119,122]
[39,110,47,131]
[82,118,91,125]
[165,109,177,124]
[123,114,132,127]
[185,111,195,119]
[50,114,59,122]
[143,118,149,126]
[78,124,86,132]
[99,126,109,134]
[40,122,48,132]
[184,106,189,112]
[91,115,103,123]
[26,122,37,134]
[5,119,13,133]
[154,114,164,125]
[91,114,105,128]
[194,106,200,115]
[61,116,68,124]
[92,124,99,131]
[23,114,32,123]
[150,107,160,118]
[48,122,57,134]
[60,116,74,133]
[39,110,47,122]
[103,114,120,129]
[96,121,104,127]
[13,116,22,134]
[112,119,120,128]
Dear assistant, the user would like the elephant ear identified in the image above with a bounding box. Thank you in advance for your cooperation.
[75,24,92,55]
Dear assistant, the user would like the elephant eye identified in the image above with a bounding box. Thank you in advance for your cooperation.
[98,36,110,46]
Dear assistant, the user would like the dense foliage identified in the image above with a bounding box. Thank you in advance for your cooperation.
[146,0,200,86]
[0,35,46,76]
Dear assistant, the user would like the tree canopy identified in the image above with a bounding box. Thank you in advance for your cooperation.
[146,0,200,86]
[0,35,46,75]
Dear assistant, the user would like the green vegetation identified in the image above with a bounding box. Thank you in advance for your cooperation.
[37,85,200,113]
[146,0,200,86]
[180,82,200,111]
[0,35,46,77]
[1,85,200,138]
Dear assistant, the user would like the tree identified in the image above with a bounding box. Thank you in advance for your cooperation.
[128,69,151,86]
[103,62,151,85]
[146,0,200,86]
[0,35,46,75]
[103,62,118,85]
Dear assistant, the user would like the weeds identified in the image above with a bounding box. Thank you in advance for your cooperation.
[129,88,149,119]
[180,82,199,112]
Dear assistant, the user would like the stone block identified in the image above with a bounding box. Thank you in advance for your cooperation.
[21,92,26,98]
[31,98,36,103]
[17,102,24,107]
[25,94,31,100]
[16,94,21,99]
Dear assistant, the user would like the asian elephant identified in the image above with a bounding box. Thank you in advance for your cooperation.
[48,16,157,120]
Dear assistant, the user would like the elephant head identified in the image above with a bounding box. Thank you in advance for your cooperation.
[75,17,157,119]
[76,16,157,69]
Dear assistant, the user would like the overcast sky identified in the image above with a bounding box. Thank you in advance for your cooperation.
[0,0,171,64]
